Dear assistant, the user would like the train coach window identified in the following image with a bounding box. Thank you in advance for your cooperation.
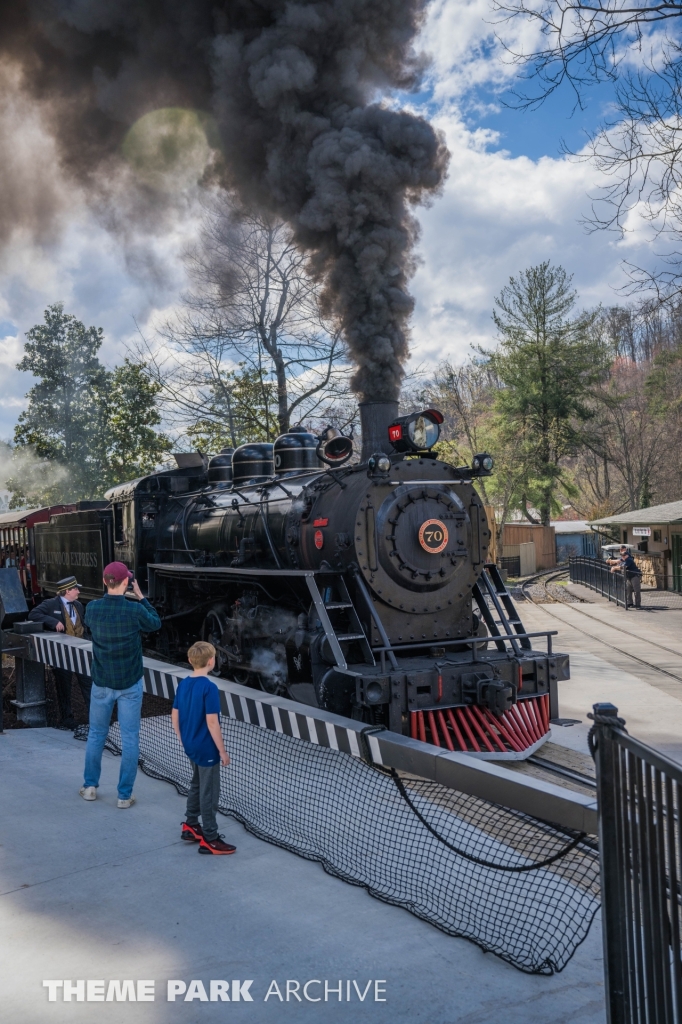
[140,500,156,529]
[114,504,124,544]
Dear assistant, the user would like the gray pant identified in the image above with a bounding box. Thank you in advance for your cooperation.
[186,762,220,841]
[627,576,642,608]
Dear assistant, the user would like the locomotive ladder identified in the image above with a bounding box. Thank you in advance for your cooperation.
[472,563,532,655]
[306,573,375,672]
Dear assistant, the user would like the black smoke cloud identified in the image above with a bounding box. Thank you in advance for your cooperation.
[0,0,449,402]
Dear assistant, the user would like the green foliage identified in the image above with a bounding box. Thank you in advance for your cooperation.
[645,342,682,420]
[7,304,170,507]
[186,364,278,452]
[98,360,172,487]
[483,262,608,525]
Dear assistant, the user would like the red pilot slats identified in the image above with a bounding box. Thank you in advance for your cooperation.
[456,707,481,753]
[417,711,426,744]
[522,700,544,741]
[426,710,441,747]
[522,699,544,742]
[509,704,535,746]
[446,708,467,751]
[436,710,455,751]
[410,695,550,755]
[471,706,507,753]
[526,698,544,740]
[463,706,496,753]
[484,708,525,753]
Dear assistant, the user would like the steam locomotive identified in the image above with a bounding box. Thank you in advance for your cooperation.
[29,400,568,757]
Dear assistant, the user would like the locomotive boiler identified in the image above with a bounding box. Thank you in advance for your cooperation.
[33,400,568,757]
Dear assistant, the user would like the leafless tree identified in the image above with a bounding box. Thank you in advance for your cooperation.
[494,0,682,296]
[424,359,531,544]
[137,195,351,448]
[572,357,669,512]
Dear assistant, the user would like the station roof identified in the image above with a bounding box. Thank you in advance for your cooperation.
[551,520,592,534]
[589,500,682,527]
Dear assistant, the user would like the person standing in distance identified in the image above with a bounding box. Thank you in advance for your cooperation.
[610,545,643,609]
[80,561,161,807]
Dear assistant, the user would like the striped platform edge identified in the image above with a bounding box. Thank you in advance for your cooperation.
[409,694,551,760]
[28,633,371,763]
[26,633,549,763]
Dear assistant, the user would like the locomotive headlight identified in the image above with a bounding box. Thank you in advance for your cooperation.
[368,453,391,475]
[471,452,494,476]
[365,681,384,703]
[387,409,444,453]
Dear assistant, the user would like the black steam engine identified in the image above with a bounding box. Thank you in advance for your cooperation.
[33,400,568,757]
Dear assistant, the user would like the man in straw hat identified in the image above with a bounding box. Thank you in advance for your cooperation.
[28,575,91,729]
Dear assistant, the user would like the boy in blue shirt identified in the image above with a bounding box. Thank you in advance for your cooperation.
[171,641,236,855]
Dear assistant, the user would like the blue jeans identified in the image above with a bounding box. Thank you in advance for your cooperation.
[84,680,143,799]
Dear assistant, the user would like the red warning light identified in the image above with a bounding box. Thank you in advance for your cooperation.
[314,530,324,550]
[388,424,403,442]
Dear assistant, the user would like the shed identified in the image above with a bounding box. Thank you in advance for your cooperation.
[551,520,598,562]
[589,500,682,591]
[500,523,556,572]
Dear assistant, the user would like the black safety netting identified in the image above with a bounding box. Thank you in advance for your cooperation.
[76,694,600,975]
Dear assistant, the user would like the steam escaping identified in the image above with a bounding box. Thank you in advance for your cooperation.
[0,1,448,402]
[249,648,288,694]
[0,442,70,509]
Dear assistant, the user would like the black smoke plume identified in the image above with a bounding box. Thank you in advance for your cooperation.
[0,1,449,402]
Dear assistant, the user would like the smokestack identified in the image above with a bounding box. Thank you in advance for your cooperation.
[359,400,399,463]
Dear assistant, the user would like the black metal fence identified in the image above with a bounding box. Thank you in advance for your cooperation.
[500,555,521,577]
[570,556,629,608]
[590,703,682,1024]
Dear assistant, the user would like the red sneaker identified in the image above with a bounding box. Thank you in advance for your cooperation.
[181,821,204,842]
[198,834,237,855]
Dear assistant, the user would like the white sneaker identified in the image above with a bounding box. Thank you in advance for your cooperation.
[117,796,135,809]
[79,786,97,801]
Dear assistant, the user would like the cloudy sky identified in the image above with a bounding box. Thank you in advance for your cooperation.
[0,0,662,440]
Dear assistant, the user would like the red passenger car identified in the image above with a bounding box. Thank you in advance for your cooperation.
[0,506,76,605]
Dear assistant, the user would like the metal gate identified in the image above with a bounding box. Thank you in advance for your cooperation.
[590,703,682,1023]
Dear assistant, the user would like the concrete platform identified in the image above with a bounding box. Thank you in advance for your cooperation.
[523,602,682,763]
[0,727,606,1024]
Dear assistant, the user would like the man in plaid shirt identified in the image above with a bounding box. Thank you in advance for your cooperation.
[80,561,161,808]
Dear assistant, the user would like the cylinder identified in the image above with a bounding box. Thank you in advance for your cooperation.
[359,400,400,463]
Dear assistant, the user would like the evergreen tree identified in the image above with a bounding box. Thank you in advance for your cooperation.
[484,263,608,525]
[97,359,172,488]
[11,303,108,502]
[8,305,170,506]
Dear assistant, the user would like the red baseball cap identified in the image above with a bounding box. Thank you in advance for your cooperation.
[103,561,133,582]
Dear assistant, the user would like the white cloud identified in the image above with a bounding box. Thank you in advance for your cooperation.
[418,0,545,101]
[408,108,659,369]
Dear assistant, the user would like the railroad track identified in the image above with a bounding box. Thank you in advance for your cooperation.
[519,566,571,605]
[519,566,682,684]
[526,754,596,790]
